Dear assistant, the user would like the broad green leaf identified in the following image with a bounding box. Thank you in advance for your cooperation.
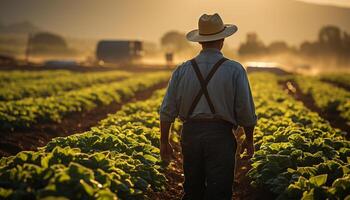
[80,179,94,196]
[309,174,327,187]
[144,154,158,163]
[301,189,314,200]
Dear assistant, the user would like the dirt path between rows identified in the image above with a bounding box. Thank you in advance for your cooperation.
[147,127,270,200]
[320,79,350,92]
[280,79,350,137]
[0,82,168,157]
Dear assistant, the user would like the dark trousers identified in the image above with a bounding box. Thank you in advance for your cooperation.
[180,121,237,200]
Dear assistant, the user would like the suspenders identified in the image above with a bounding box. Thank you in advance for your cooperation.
[186,57,228,119]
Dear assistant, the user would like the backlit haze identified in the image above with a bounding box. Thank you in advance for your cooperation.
[1,0,350,48]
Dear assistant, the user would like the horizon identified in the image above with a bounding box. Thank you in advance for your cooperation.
[1,0,350,48]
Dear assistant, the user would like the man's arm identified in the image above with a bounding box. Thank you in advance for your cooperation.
[241,125,255,158]
[160,121,173,162]
[243,126,254,143]
[234,66,257,158]
[159,65,181,162]
[160,121,172,143]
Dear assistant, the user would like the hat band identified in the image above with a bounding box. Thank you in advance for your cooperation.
[199,26,226,36]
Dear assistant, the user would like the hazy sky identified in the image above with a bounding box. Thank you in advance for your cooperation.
[1,0,350,48]
[297,0,350,7]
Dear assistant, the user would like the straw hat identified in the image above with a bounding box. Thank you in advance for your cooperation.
[186,13,238,42]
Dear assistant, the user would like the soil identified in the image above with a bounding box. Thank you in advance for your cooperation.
[232,128,258,200]
[146,127,269,200]
[280,79,350,137]
[146,138,184,200]
[321,79,350,92]
[0,81,168,157]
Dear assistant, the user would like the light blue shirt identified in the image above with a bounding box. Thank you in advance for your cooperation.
[159,48,257,127]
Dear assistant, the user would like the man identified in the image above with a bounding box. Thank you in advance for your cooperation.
[159,13,257,200]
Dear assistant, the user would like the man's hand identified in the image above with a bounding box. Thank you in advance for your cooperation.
[240,138,254,158]
[240,125,255,159]
[160,121,173,163]
[160,140,174,162]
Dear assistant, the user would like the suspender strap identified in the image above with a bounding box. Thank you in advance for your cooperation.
[186,57,228,119]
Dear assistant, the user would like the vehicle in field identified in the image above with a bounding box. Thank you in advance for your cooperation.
[96,40,143,65]
[44,60,78,68]
[0,54,16,66]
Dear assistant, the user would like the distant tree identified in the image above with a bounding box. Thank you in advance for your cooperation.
[160,31,192,52]
[238,33,267,56]
[319,26,342,45]
[267,41,291,54]
[343,32,350,54]
[300,41,316,56]
[318,26,342,54]
[298,25,350,65]
[30,32,72,55]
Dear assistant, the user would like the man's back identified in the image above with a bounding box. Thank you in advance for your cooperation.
[160,48,257,128]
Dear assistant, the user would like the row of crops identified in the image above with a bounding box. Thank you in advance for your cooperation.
[293,76,350,124]
[0,89,176,199]
[0,70,74,85]
[0,71,132,101]
[0,70,349,199]
[0,71,170,131]
[248,73,350,199]
[320,74,350,89]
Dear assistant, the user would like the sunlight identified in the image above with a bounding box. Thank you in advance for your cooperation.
[245,61,280,68]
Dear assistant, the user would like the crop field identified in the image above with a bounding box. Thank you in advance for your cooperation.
[0,69,349,200]
[0,71,169,130]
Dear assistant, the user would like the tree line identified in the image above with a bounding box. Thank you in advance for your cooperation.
[238,26,350,64]
[160,25,350,65]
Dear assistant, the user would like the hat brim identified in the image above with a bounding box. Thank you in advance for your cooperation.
[186,24,238,42]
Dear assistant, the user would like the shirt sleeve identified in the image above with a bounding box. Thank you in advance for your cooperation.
[234,67,257,127]
[159,66,181,122]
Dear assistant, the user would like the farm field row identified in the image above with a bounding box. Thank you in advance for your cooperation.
[0,70,74,85]
[0,89,175,199]
[293,75,350,124]
[248,73,350,199]
[0,71,349,200]
[0,70,132,101]
[320,73,350,90]
[0,71,170,131]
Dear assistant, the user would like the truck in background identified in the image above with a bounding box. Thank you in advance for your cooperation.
[96,40,143,66]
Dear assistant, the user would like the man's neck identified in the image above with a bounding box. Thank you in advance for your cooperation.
[200,48,222,53]
[202,47,221,51]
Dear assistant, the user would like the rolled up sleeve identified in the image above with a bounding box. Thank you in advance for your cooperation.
[234,67,257,127]
[159,67,180,122]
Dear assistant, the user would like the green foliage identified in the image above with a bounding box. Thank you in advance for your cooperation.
[1,71,348,199]
[247,73,350,200]
[0,70,73,86]
[320,73,350,89]
[0,70,131,101]
[0,72,169,130]
[294,75,350,123]
[0,89,171,199]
